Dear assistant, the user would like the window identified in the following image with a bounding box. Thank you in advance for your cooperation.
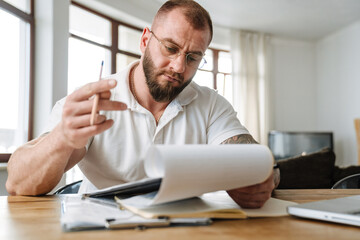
[193,48,233,103]
[0,0,34,163]
[68,2,142,94]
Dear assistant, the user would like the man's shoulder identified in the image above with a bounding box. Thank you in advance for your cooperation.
[189,81,216,94]
[188,81,231,106]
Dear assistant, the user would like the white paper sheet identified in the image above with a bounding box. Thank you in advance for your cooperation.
[60,196,132,231]
[118,190,296,219]
[144,144,273,205]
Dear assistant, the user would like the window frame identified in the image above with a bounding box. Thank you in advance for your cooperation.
[70,1,142,75]
[0,0,35,163]
[197,48,232,90]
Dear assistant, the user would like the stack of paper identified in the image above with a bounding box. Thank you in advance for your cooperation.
[116,190,296,219]
[83,145,296,221]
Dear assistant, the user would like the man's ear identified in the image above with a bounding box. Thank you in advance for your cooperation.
[140,27,151,54]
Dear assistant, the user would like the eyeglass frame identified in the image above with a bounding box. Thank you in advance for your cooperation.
[149,30,207,69]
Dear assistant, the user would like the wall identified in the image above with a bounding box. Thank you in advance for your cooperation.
[33,0,69,138]
[316,20,360,166]
[268,38,317,132]
[208,27,320,139]
[267,20,360,166]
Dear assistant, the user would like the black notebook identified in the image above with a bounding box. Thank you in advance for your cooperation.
[83,178,162,199]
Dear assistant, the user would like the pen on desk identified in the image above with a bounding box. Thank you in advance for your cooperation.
[90,61,104,125]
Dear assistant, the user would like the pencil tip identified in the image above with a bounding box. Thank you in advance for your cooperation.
[101,60,104,66]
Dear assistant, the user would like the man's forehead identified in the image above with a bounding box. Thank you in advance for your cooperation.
[152,10,210,52]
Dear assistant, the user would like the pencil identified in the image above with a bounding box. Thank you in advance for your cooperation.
[90,61,104,125]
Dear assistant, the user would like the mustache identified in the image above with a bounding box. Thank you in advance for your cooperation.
[158,70,184,82]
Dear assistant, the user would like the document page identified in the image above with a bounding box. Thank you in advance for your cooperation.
[144,144,273,205]
[117,190,297,219]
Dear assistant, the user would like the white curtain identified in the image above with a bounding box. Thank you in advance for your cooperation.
[231,30,270,144]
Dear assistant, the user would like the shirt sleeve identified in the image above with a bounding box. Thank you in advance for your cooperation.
[41,97,66,135]
[206,93,249,145]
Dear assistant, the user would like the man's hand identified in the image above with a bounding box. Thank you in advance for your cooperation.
[227,170,278,208]
[221,134,281,208]
[60,79,127,149]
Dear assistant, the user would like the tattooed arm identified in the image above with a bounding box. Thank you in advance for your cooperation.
[221,134,280,208]
[221,134,258,144]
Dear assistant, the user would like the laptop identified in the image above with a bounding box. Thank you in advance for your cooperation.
[287,195,360,227]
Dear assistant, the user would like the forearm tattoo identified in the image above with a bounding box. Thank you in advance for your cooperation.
[221,134,258,144]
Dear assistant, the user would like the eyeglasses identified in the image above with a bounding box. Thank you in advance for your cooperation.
[150,31,207,69]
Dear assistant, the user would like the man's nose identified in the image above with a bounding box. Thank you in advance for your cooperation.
[170,53,186,73]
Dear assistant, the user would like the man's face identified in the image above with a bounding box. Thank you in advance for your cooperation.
[143,45,192,102]
[141,9,211,102]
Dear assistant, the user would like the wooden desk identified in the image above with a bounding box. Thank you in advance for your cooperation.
[1,190,360,240]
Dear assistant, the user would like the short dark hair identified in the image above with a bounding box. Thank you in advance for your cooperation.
[153,0,213,43]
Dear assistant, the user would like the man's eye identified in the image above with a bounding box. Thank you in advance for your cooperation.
[187,54,200,62]
[165,46,178,54]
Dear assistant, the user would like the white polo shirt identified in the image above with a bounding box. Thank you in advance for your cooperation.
[44,61,249,192]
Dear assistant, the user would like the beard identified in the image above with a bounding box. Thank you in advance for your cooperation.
[143,47,192,102]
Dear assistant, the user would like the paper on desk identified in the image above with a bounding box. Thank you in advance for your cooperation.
[61,196,212,231]
[144,144,273,205]
[200,191,298,217]
[60,196,135,231]
[117,190,297,219]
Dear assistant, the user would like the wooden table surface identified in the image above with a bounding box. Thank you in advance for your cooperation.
[1,189,360,240]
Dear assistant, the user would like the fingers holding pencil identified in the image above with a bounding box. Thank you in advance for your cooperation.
[87,79,127,126]
[86,61,128,126]
[88,93,127,126]
[65,78,126,116]
[60,62,127,149]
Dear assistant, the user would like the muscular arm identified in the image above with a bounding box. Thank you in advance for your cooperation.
[6,129,85,195]
[221,134,280,208]
[6,79,127,196]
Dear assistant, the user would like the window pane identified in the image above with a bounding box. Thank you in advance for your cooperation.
[3,0,31,13]
[217,74,233,104]
[200,49,213,71]
[118,25,142,55]
[0,10,29,153]
[218,51,232,73]
[69,5,111,46]
[116,53,139,72]
[193,70,213,89]
[68,37,111,94]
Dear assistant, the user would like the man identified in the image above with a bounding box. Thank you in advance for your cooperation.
[6,0,279,208]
